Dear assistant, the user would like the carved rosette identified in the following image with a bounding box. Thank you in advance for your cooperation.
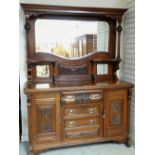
[117,25,122,32]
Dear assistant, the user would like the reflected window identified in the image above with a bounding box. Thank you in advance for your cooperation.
[36,65,49,78]
[97,64,108,75]
[35,19,109,58]
[97,22,109,52]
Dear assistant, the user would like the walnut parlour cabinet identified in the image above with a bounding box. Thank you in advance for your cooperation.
[22,4,134,155]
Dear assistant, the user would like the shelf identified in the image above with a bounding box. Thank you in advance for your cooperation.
[91,58,121,64]
[27,59,55,64]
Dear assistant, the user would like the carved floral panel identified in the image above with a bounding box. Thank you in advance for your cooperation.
[39,107,53,133]
[110,100,123,127]
[59,64,88,75]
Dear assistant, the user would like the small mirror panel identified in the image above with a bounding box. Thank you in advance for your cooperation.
[97,64,108,75]
[36,65,50,78]
[35,19,109,58]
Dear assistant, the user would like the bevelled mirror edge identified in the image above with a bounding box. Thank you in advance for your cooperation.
[34,19,110,58]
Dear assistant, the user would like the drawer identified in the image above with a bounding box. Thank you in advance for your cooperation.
[33,92,57,99]
[65,126,99,139]
[61,91,103,104]
[65,117,98,129]
[64,104,100,117]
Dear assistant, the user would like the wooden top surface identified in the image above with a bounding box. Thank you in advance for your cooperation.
[21,3,127,16]
[25,80,134,94]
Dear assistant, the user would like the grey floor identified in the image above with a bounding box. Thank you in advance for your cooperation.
[20,142,135,155]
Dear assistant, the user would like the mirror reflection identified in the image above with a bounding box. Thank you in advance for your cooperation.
[36,65,49,78]
[35,19,109,58]
[97,64,108,75]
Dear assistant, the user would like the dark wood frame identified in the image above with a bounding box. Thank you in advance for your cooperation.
[23,4,125,58]
[22,4,127,85]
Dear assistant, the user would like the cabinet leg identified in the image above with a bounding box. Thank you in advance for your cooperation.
[124,138,130,147]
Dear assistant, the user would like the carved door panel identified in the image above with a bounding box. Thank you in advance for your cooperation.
[104,90,128,137]
[31,93,60,144]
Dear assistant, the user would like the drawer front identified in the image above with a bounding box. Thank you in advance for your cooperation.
[64,104,100,117]
[61,90,103,105]
[63,104,102,141]
[65,117,98,129]
[62,90,103,141]
[64,127,99,139]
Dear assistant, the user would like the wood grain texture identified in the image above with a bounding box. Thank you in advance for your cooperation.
[21,4,127,17]
[22,4,134,155]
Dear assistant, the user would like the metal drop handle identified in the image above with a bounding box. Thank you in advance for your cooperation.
[68,109,76,115]
[68,121,77,128]
[88,108,96,114]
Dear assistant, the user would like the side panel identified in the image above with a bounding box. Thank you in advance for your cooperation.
[104,90,128,138]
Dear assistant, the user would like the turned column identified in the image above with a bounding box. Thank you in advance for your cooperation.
[113,17,123,80]
[116,16,122,59]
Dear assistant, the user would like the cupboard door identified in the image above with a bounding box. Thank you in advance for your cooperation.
[31,93,60,144]
[104,90,128,137]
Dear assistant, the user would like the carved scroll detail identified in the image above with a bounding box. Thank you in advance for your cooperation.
[39,108,52,132]
[110,100,122,126]
[25,21,30,31]
[117,25,122,32]
[113,58,121,80]
[59,65,88,75]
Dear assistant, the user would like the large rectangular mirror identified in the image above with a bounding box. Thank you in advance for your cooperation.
[35,19,109,58]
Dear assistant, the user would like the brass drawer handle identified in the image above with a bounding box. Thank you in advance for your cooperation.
[89,94,102,100]
[87,108,96,114]
[64,95,75,102]
[68,121,77,128]
[67,109,76,115]
[88,120,96,125]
